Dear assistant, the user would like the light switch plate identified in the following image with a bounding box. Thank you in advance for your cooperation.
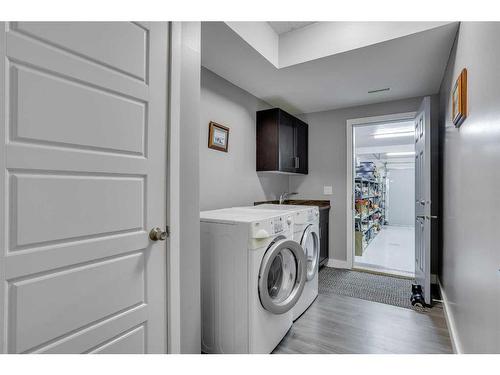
[323,186,333,195]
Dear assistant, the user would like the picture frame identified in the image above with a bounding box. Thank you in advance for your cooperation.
[452,68,467,127]
[208,121,230,152]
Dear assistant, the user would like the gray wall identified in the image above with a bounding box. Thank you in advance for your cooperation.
[200,68,289,210]
[439,22,500,353]
[387,168,415,226]
[290,97,423,262]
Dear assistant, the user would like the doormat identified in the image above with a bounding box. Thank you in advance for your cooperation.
[318,267,428,311]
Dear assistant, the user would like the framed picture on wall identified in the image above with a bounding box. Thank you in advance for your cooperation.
[452,68,467,127]
[208,121,230,152]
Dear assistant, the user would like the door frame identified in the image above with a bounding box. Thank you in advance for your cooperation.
[345,112,417,270]
[166,21,201,354]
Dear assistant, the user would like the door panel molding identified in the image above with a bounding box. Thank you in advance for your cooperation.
[8,252,145,353]
[10,22,149,83]
[8,172,145,249]
[32,304,147,354]
[10,63,147,156]
[6,32,149,102]
[87,323,146,354]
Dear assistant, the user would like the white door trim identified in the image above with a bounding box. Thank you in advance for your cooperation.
[166,22,201,354]
[166,22,182,354]
[345,112,416,269]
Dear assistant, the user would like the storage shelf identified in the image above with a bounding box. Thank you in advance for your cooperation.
[355,177,382,184]
[354,162,387,255]
[355,209,380,221]
[357,195,381,199]
[363,224,375,233]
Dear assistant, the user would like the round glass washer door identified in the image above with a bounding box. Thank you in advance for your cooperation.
[258,236,306,314]
[301,225,320,281]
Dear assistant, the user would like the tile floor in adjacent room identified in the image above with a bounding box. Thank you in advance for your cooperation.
[355,225,415,277]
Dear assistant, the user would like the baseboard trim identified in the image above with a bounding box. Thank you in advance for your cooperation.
[438,278,462,354]
[326,259,350,269]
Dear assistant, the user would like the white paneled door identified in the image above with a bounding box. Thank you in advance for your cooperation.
[0,22,169,353]
[414,97,431,305]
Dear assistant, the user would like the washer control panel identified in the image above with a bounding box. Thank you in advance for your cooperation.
[251,214,293,238]
[273,218,284,234]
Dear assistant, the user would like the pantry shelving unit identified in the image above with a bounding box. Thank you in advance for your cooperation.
[354,172,386,256]
[380,175,387,225]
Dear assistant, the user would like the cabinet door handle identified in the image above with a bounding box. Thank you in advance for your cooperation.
[294,157,299,169]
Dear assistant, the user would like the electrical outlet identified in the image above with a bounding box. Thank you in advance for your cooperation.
[323,186,333,195]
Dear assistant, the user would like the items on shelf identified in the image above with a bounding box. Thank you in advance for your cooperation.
[354,161,387,256]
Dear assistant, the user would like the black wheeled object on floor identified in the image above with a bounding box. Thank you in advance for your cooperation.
[410,284,430,308]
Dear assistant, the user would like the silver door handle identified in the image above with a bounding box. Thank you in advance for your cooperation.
[149,227,167,241]
[427,215,438,220]
[419,200,425,205]
[416,215,425,219]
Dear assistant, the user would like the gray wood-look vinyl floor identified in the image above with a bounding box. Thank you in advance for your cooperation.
[273,291,453,354]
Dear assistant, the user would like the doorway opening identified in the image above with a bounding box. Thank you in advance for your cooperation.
[346,113,417,278]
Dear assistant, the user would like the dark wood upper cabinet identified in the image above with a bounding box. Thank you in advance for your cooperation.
[256,108,308,174]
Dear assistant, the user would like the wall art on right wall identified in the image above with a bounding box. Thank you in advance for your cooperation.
[452,68,468,127]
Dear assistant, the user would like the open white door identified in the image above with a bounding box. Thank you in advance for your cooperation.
[0,22,169,353]
[414,96,433,305]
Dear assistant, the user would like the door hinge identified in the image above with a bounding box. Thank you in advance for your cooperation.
[165,225,170,238]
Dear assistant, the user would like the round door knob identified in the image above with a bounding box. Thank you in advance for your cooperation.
[149,227,167,241]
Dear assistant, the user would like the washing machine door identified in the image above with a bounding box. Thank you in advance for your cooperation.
[258,236,306,314]
[301,225,320,281]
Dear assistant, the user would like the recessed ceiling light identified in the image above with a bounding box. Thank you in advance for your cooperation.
[368,88,390,94]
[386,151,415,156]
[373,126,414,135]
[373,132,413,139]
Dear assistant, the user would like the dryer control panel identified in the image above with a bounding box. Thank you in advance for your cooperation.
[307,208,319,222]
[294,207,319,225]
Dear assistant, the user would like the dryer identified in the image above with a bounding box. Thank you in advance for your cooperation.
[249,204,320,320]
[200,207,306,353]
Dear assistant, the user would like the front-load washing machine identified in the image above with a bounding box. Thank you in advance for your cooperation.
[200,207,306,353]
[249,204,320,321]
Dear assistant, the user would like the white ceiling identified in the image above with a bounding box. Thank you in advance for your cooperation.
[201,22,459,114]
[355,120,415,148]
[355,121,415,164]
[268,22,315,35]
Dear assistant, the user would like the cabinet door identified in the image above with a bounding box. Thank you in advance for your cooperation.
[256,109,279,171]
[295,119,308,174]
[278,110,296,172]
